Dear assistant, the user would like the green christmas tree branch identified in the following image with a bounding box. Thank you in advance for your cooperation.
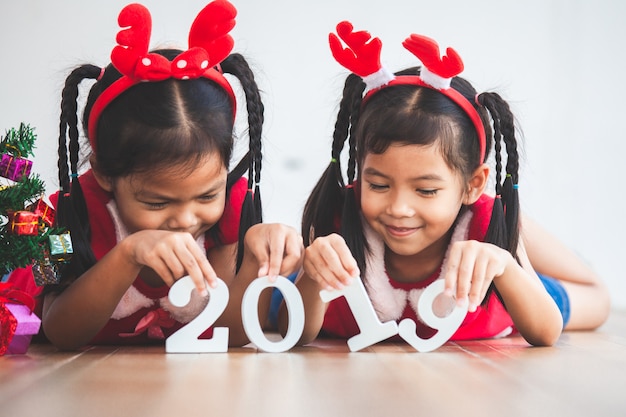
[1,122,36,158]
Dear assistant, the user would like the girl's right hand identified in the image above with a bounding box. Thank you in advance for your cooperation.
[122,230,217,296]
[303,233,360,291]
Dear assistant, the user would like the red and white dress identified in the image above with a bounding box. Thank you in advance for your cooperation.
[45,170,246,345]
[321,194,515,341]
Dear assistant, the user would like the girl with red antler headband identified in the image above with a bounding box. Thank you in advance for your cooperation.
[281,22,609,348]
[39,1,303,350]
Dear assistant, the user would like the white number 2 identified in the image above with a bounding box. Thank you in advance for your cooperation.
[165,277,229,353]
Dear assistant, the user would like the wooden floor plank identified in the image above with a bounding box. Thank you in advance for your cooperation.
[1,310,625,417]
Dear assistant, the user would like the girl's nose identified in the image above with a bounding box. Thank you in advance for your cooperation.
[168,208,199,231]
[386,191,415,218]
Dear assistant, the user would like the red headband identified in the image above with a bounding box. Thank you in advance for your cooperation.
[88,0,237,152]
[329,21,486,163]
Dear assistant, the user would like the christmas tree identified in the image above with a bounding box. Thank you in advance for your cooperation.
[0,123,62,277]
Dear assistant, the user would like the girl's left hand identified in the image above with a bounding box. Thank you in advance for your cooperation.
[244,223,304,279]
[443,240,514,312]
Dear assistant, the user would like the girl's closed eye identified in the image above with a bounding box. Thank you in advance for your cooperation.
[199,193,219,202]
[142,200,169,210]
[367,182,389,191]
[417,188,438,196]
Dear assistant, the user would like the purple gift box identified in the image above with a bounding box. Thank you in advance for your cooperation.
[0,153,33,182]
[4,303,41,354]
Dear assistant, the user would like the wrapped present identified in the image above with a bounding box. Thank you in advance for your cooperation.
[28,198,55,227]
[1,304,41,354]
[49,232,73,262]
[0,282,41,355]
[0,153,32,182]
[32,259,60,286]
[8,210,40,236]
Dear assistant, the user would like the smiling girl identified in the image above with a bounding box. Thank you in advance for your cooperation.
[285,22,609,347]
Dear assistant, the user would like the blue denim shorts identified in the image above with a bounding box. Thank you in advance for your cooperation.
[538,273,571,327]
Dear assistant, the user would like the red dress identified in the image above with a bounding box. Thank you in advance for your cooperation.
[11,170,246,345]
[321,194,515,342]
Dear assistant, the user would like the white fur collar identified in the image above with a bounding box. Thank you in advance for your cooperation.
[363,211,472,322]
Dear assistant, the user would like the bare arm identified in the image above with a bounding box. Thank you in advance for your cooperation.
[42,230,218,350]
[445,238,563,346]
[278,233,358,345]
[219,223,303,346]
[521,215,610,330]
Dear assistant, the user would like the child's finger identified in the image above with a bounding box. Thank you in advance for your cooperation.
[444,243,461,297]
[183,240,217,293]
[304,245,347,290]
[333,242,360,279]
[302,255,334,290]
[317,238,357,286]
[278,234,304,276]
[468,255,489,312]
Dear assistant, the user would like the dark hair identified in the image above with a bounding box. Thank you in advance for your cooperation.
[51,49,264,291]
[302,66,520,283]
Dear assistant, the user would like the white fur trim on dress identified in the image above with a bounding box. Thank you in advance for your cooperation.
[362,210,472,323]
[160,290,209,324]
[106,199,208,321]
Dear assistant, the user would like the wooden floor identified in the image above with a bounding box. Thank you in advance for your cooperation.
[1,311,625,417]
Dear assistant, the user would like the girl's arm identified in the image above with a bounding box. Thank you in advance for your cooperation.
[492,239,564,346]
[445,239,563,346]
[215,223,303,346]
[278,233,359,345]
[42,230,218,350]
[521,215,611,330]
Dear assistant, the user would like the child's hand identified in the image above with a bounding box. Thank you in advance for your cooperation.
[303,233,360,291]
[244,223,304,279]
[124,230,217,296]
[443,240,514,312]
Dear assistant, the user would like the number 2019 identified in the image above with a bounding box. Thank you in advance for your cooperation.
[165,275,468,354]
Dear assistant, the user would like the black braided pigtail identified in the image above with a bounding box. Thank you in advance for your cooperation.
[479,92,509,252]
[221,54,265,270]
[494,95,520,254]
[479,92,520,256]
[52,64,102,291]
[339,77,368,275]
[302,74,363,247]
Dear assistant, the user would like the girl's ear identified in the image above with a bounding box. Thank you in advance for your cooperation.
[464,163,489,205]
[89,155,114,192]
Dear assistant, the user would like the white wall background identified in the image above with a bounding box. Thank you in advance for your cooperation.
[2,0,625,309]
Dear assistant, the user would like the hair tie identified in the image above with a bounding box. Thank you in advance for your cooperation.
[330,158,338,163]
[97,67,105,81]
[474,93,481,107]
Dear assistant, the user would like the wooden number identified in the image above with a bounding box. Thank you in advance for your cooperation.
[165,276,230,353]
[242,276,305,353]
[320,278,398,352]
[397,279,468,352]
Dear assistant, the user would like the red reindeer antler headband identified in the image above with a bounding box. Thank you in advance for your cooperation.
[329,21,486,163]
[88,0,237,151]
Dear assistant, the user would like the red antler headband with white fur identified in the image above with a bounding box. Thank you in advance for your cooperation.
[88,0,237,152]
[329,21,486,163]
